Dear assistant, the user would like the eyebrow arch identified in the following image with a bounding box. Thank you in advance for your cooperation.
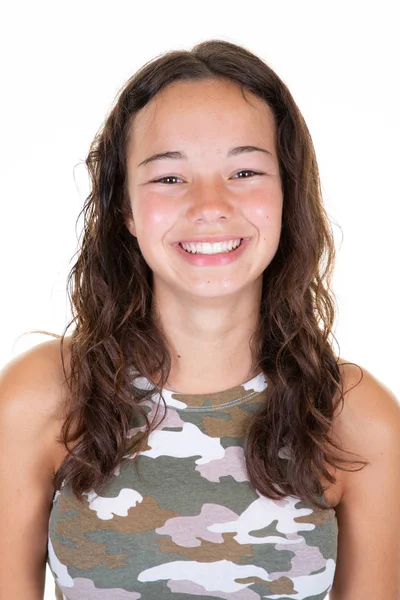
[137,145,273,168]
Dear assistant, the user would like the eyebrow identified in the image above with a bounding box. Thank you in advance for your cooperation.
[137,145,273,168]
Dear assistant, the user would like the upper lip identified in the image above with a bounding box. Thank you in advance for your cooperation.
[174,236,249,244]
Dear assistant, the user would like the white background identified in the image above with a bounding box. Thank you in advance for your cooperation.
[0,1,399,598]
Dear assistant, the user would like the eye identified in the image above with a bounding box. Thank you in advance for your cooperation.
[231,169,264,179]
[151,175,184,184]
[151,170,264,184]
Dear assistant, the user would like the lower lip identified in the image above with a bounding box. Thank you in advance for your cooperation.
[173,238,250,266]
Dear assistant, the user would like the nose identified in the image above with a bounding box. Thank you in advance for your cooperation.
[186,178,234,223]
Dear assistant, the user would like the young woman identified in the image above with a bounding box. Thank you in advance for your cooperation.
[1,39,399,600]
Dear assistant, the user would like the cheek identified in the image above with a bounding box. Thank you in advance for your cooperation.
[247,186,283,225]
[246,188,283,258]
[136,194,177,238]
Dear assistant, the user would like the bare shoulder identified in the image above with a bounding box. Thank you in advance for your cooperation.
[334,357,400,465]
[0,336,73,471]
[0,335,72,409]
[331,357,400,495]
[329,358,400,598]
[0,336,73,595]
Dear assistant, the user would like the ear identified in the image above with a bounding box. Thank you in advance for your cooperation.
[124,215,137,238]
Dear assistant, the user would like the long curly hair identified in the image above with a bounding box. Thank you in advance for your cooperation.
[41,39,367,511]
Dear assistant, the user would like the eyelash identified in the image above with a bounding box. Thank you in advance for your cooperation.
[151,170,264,184]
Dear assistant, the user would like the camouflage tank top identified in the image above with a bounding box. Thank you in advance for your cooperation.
[47,371,338,599]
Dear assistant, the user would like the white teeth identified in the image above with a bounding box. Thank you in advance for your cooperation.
[180,239,242,254]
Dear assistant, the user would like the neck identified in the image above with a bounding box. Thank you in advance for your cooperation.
[150,279,262,394]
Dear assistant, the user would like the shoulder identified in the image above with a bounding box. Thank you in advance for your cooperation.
[0,336,73,473]
[329,358,400,597]
[0,336,72,414]
[0,338,74,594]
[334,358,400,472]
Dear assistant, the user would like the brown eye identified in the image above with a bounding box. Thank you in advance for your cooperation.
[232,170,263,179]
[152,176,183,184]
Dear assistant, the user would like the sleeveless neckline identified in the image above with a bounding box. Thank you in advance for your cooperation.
[130,370,268,411]
[48,367,338,600]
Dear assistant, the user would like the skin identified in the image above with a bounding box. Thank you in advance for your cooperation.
[124,77,283,393]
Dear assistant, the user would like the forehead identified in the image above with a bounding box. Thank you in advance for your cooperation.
[128,78,276,151]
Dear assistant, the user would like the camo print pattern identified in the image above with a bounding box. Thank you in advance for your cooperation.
[47,372,338,599]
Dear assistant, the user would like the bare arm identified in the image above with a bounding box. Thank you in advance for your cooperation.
[0,339,69,599]
[330,363,400,599]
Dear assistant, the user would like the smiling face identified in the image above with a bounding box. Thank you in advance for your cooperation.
[124,77,283,301]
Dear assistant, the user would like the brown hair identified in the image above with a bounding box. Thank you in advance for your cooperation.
[38,39,367,510]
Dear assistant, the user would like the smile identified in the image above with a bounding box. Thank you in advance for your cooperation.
[179,239,243,255]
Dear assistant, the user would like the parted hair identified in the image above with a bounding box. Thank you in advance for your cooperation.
[40,39,367,510]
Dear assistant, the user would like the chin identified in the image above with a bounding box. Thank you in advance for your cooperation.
[176,279,255,299]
